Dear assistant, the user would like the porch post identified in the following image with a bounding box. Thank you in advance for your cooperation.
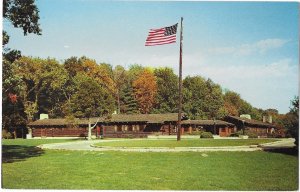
[88,121,92,140]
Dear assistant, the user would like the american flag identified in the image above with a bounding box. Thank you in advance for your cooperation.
[145,23,178,46]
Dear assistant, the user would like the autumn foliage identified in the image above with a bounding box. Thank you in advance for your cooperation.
[8,93,17,103]
[132,69,157,114]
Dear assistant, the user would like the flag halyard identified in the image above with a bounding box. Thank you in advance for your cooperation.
[145,23,178,46]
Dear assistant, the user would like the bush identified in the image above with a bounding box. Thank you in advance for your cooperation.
[126,134,134,139]
[200,132,213,138]
[190,131,203,135]
[2,130,13,139]
[245,131,258,138]
[229,130,243,137]
[229,132,239,137]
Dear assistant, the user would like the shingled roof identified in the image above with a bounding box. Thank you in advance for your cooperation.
[224,116,274,128]
[107,113,179,123]
[28,117,104,127]
[181,120,235,127]
[28,113,181,127]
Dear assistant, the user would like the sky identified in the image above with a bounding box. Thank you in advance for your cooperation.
[3,1,299,114]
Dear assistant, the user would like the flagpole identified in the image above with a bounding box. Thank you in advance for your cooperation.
[177,17,183,141]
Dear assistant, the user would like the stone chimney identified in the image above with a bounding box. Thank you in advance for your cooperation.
[268,115,272,124]
[40,113,49,120]
[263,116,267,123]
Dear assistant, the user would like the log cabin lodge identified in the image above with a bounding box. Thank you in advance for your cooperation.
[27,113,275,138]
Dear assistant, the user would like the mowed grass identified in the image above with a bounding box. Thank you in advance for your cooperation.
[2,139,298,190]
[95,138,278,147]
[2,138,80,146]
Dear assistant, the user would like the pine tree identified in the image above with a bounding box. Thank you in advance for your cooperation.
[120,84,139,114]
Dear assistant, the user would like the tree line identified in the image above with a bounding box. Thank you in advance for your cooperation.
[2,55,285,123]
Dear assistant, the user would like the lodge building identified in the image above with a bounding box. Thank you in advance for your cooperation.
[27,113,275,138]
[223,116,275,136]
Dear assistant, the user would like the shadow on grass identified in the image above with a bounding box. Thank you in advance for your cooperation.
[2,145,45,163]
[263,147,298,157]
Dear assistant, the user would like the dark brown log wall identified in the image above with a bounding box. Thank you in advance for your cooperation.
[32,127,96,137]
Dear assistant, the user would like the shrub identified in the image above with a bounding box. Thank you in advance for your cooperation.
[2,130,13,139]
[245,131,258,138]
[200,132,213,138]
[229,130,243,137]
[229,132,239,137]
[126,134,134,139]
[190,131,203,135]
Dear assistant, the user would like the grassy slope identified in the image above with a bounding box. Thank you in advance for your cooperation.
[95,139,278,147]
[2,139,298,190]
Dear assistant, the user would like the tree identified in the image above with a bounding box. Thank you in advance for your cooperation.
[132,69,157,114]
[13,57,68,121]
[127,64,145,83]
[3,0,42,36]
[81,58,115,93]
[120,84,139,114]
[2,58,27,136]
[280,97,299,145]
[152,67,178,113]
[113,65,128,113]
[223,90,261,120]
[2,93,27,138]
[3,0,41,65]
[183,76,225,120]
[223,90,241,116]
[2,0,42,137]
[204,78,224,119]
[64,56,115,94]
[63,56,118,113]
[64,56,84,77]
[70,75,115,118]
[183,76,209,119]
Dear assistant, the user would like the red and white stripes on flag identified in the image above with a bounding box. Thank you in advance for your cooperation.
[145,23,178,46]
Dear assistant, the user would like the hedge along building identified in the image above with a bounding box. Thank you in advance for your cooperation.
[27,113,235,138]
[223,116,275,137]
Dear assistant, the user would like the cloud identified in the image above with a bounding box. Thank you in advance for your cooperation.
[199,58,295,80]
[195,58,298,113]
[255,39,289,54]
[208,38,289,56]
[64,45,70,49]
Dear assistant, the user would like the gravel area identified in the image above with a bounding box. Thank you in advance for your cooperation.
[37,138,296,152]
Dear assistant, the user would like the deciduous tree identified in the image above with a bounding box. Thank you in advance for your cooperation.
[3,0,42,35]
[223,90,261,120]
[183,76,209,119]
[183,77,225,120]
[13,57,68,121]
[152,67,178,113]
[132,69,157,114]
[70,76,115,118]
[280,97,299,145]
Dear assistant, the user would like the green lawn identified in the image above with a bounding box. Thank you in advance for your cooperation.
[94,138,278,147]
[2,139,298,190]
[2,138,80,146]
